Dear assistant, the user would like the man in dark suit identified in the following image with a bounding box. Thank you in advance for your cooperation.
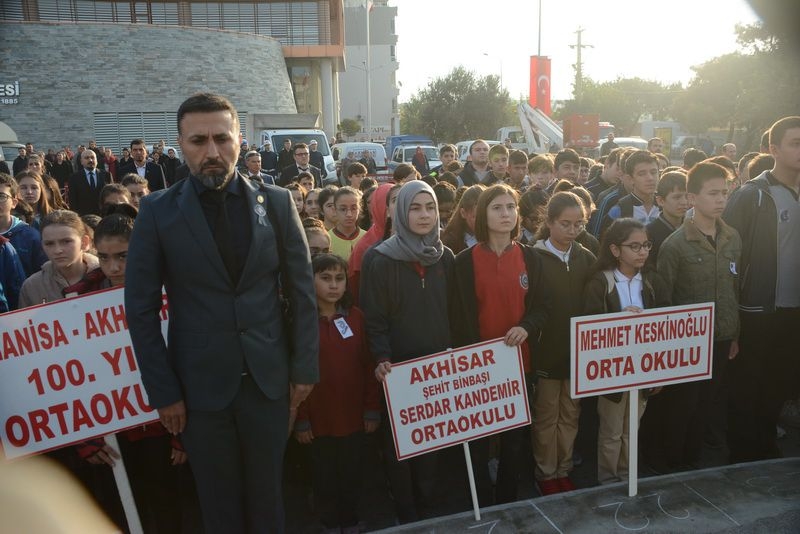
[241,150,275,185]
[117,139,167,191]
[258,141,279,179]
[125,93,318,534]
[277,143,322,187]
[277,138,294,172]
[67,148,111,215]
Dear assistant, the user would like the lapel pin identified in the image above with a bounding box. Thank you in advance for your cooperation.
[257,195,264,204]
[254,204,267,217]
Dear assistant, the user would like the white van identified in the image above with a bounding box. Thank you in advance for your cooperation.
[259,129,335,181]
[331,142,387,170]
[389,145,441,171]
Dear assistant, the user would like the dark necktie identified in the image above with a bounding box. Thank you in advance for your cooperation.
[88,171,96,188]
[203,189,239,284]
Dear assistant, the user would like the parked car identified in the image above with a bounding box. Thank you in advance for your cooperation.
[332,142,387,171]
[388,145,441,172]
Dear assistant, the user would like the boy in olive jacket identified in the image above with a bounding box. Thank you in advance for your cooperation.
[656,162,741,470]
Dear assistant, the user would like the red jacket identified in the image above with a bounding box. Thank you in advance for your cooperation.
[296,307,380,437]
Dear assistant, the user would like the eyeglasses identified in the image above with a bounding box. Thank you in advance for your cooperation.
[556,220,586,233]
[295,152,310,156]
[619,241,653,252]
[0,193,11,202]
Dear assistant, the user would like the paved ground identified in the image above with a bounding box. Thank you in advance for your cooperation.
[284,399,800,532]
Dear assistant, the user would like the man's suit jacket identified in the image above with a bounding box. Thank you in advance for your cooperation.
[67,168,112,215]
[117,160,167,190]
[259,150,279,174]
[125,175,319,411]
[278,164,322,188]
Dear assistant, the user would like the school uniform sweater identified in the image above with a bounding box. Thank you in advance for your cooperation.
[295,307,380,437]
[449,242,551,372]
[360,247,454,363]
[532,240,596,379]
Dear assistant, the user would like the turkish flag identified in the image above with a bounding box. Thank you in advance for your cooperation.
[529,56,552,116]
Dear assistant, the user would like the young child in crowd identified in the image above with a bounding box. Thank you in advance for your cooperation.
[655,162,741,472]
[349,183,392,304]
[484,144,509,185]
[305,188,322,219]
[286,182,307,217]
[328,186,364,262]
[432,181,457,228]
[506,150,530,191]
[15,171,52,231]
[531,191,596,495]
[294,253,380,534]
[361,181,454,523]
[583,218,670,484]
[319,185,339,230]
[0,174,47,277]
[527,155,556,190]
[646,171,688,267]
[449,184,550,505]
[304,218,332,257]
[518,188,549,244]
[441,184,485,254]
[346,162,368,189]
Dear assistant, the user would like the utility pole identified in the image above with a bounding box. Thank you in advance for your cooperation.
[569,27,593,101]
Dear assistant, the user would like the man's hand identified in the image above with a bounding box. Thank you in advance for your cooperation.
[158,400,186,435]
[170,448,188,466]
[290,383,314,410]
[86,444,120,467]
[728,339,739,360]
[375,361,392,382]
[294,429,314,444]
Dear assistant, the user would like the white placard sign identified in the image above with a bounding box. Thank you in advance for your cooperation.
[571,303,715,399]
[384,338,530,460]
[0,287,167,459]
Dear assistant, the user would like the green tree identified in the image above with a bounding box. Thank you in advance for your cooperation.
[337,118,362,138]
[672,22,800,148]
[556,77,681,135]
[400,67,515,143]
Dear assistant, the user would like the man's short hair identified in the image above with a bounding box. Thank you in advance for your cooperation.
[768,116,800,147]
[656,171,687,198]
[704,156,736,178]
[554,148,580,169]
[121,173,149,187]
[760,130,770,152]
[346,162,368,177]
[439,144,457,158]
[747,153,775,179]
[488,144,509,160]
[245,150,260,160]
[605,147,624,168]
[469,139,489,154]
[130,138,146,149]
[100,183,130,204]
[624,150,658,176]
[687,162,728,194]
[528,154,555,174]
[292,143,309,155]
[509,150,528,166]
[682,148,708,170]
[647,137,663,150]
[177,93,238,134]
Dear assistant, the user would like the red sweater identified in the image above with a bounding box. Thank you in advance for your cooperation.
[296,307,380,437]
[472,243,531,371]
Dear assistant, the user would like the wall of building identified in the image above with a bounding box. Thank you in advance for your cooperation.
[338,0,399,141]
[0,22,297,151]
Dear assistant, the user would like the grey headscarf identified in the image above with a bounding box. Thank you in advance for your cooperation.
[375,180,444,266]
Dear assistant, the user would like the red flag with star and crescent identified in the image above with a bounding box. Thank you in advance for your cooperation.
[529,56,552,116]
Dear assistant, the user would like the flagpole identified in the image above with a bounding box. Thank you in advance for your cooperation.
[365,1,372,141]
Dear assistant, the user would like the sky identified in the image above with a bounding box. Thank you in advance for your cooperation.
[392,0,761,103]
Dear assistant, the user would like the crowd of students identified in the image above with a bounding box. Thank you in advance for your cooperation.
[1,114,798,533]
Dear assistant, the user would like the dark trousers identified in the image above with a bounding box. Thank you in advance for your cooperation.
[311,432,365,529]
[643,340,731,470]
[728,308,800,463]
[469,425,527,507]
[182,375,289,534]
[380,417,439,524]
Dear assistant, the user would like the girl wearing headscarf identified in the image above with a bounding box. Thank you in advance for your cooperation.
[360,180,454,524]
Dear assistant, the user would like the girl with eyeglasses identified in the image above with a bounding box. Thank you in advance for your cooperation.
[530,191,597,495]
[583,218,671,485]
